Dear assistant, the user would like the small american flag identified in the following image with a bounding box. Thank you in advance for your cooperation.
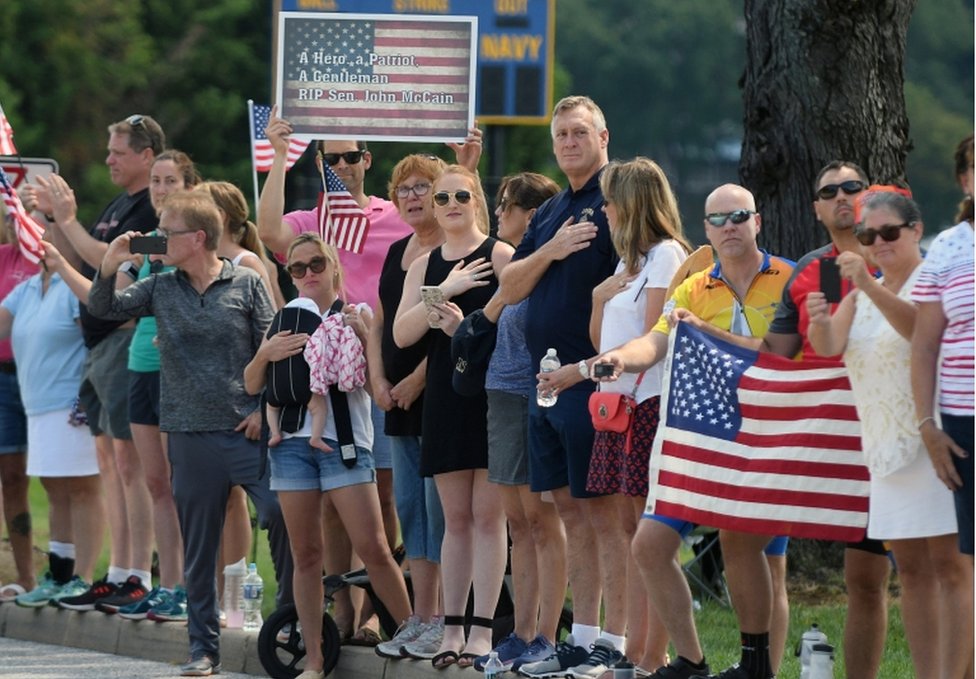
[317,163,370,254]
[0,167,44,264]
[647,322,869,541]
[249,101,309,172]
[0,102,17,156]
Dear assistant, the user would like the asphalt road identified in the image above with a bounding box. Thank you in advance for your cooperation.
[0,637,254,678]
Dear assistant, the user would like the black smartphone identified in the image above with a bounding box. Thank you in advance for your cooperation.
[819,256,842,303]
[593,363,614,378]
[129,235,168,255]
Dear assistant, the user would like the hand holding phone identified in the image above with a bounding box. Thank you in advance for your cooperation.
[819,256,842,303]
[593,363,614,378]
[129,235,168,255]
[420,286,445,328]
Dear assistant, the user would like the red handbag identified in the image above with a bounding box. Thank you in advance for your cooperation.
[588,372,646,434]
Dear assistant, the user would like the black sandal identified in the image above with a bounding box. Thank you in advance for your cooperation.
[457,616,494,668]
[431,615,465,670]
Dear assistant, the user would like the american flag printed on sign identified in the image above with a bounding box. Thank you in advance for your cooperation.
[0,167,44,264]
[646,322,869,541]
[250,102,310,172]
[317,163,369,254]
[280,17,473,140]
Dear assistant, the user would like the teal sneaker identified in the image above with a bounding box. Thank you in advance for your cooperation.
[15,573,62,608]
[119,586,169,621]
[147,585,187,622]
[49,576,90,606]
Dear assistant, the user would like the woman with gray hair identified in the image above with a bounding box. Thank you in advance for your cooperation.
[806,187,972,679]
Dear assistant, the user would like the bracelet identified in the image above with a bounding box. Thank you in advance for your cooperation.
[917,416,936,431]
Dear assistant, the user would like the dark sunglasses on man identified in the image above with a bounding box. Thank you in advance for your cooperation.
[705,209,755,226]
[320,150,366,166]
[816,180,866,200]
[854,222,914,246]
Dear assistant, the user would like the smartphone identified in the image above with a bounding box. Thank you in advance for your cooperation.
[420,285,444,328]
[593,363,614,378]
[819,256,842,303]
[129,235,168,255]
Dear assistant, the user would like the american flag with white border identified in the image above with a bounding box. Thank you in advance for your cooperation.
[0,167,44,264]
[250,102,309,172]
[646,322,869,541]
[317,163,369,254]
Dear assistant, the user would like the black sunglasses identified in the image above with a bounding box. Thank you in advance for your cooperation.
[126,114,145,128]
[433,190,473,206]
[705,209,755,227]
[816,180,866,200]
[321,150,365,166]
[854,222,913,246]
[286,256,328,279]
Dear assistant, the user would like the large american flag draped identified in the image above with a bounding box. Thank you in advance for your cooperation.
[0,103,16,156]
[249,102,310,172]
[280,18,472,139]
[0,167,44,264]
[646,322,869,541]
[317,163,369,254]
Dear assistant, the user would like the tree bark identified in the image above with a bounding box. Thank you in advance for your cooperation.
[740,0,917,260]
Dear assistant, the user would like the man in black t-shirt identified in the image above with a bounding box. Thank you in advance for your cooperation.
[43,115,164,612]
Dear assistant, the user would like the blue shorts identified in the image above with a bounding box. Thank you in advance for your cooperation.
[269,436,376,492]
[128,370,161,426]
[644,513,789,556]
[0,370,27,453]
[370,401,393,469]
[528,389,598,498]
[391,434,444,562]
[942,413,974,555]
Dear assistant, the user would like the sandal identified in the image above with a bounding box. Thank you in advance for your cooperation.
[431,615,465,670]
[0,583,26,603]
[457,616,493,668]
[348,625,381,647]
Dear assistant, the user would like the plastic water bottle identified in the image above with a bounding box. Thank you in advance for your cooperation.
[222,558,247,629]
[798,623,828,679]
[483,651,505,678]
[242,562,264,632]
[537,348,560,407]
[809,643,835,679]
[612,658,636,678]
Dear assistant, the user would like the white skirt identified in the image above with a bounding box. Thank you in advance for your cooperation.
[867,449,958,540]
[27,408,99,477]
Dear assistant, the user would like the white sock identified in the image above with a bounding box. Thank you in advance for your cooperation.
[130,569,152,589]
[108,565,128,584]
[600,631,626,651]
[49,541,76,559]
[572,623,601,650]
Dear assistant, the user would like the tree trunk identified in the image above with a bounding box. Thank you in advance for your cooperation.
[740,0,917,260]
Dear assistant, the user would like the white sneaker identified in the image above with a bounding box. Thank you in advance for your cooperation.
[402,615,445,659]
[375,614,426,659]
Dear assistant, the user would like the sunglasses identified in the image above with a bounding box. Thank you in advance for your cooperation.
[321,150,365,166]
[287,256,328,279]
[433,190,473,206]
[126,114,145,129]
[816,180,866,200]
[396,182,431,199]
[854,222,913,246]
[705,209,755,227]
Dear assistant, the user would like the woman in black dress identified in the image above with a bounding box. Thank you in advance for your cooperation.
[393,165,514,668]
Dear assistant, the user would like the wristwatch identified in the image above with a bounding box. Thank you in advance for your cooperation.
[577,360,589,379]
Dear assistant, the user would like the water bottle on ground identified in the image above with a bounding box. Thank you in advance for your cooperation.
[483,651,505,679]
[809,643,835,679]
[242,562,264,632]
[537,348,560,407]
[222,558,247,629]
[798,623,828,679]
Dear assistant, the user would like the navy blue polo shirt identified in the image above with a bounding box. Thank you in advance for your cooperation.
[513,168,618,388]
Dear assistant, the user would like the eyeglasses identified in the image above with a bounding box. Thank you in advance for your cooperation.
[705,209,755,226]
[287,256,328,279]
[433,190,473,206]
[126,114,145,129]
[321,150,365,166]
[854,222,913,246]
[816,180,866,200]
[497,196,518,212]
[158,228,196,238]
[396,182,431,199]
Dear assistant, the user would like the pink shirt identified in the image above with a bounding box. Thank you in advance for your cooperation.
[0,244,40,362]
[281,196,412,307]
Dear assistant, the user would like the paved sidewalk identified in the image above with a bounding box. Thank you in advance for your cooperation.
[0,603,468,677]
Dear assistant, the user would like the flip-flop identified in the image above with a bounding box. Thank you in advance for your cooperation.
[456,651,481,668]
[347,625,381,647]
[431,650,460,670]
[0,583,26,603]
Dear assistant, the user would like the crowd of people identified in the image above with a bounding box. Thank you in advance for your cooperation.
[0,97,971,679]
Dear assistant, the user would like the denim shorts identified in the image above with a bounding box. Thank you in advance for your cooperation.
[0,371,27,453]
[644,513,789,556]
[269,435,376,492]
[391,434,444,562]
[370,400,393,469]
